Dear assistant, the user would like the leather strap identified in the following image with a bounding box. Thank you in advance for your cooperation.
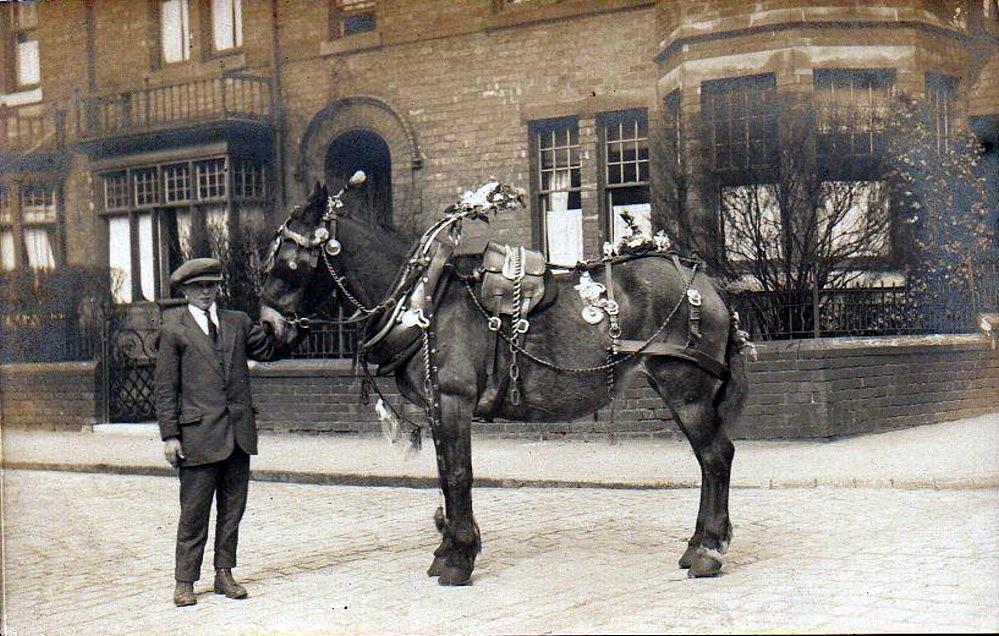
[616,339,729,379]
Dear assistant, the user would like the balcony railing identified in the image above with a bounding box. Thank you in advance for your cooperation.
[0,104,65,155]
[70,72,273,140]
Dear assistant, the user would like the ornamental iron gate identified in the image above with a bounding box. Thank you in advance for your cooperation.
[102,305,159,423]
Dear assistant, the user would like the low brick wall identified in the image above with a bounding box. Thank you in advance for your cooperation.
[0,361,100,431]
[5,335,994,439]
[735,334,999,439]
[249,334,999,440]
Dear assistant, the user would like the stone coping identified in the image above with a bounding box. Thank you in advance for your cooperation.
[0,360,98,374]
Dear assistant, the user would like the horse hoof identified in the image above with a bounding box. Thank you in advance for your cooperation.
[687,553,723,578]
[438,566,472,586]
[427,555,446,577]
[678,544,699,569]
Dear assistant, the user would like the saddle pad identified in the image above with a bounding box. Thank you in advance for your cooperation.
[480,242,548,316]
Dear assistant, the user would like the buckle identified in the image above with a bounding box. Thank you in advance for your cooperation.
[686,289,702,307]
[488,316,502,332]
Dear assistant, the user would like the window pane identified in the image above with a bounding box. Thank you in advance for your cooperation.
[610,188,651,244]
[24,227,54,270]
[104,173,129,210]
[161,0,191,63]
[544,193,583,267]
[134,168,160,206]
[108,216,132,304]
[164,163,192,203]
[0,186,11,224]
[21,184,56,223]
[17,39,40,86]
[0,230,15,271]
[196,158,226,199]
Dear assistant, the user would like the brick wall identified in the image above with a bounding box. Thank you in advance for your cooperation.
[247,333,999,440]
[0,362,100,431]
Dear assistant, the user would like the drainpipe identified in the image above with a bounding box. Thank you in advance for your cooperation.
[269,0,287,218]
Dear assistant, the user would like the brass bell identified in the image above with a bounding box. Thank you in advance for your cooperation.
[325,239,342,256]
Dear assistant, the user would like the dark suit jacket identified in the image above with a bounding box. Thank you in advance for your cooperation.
[154,307,280,466]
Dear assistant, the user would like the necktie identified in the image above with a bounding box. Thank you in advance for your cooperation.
[205,309,218,343]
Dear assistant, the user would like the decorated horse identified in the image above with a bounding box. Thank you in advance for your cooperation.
[258,173,751,585]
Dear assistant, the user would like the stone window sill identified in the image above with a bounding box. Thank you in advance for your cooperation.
[320,30,383,56]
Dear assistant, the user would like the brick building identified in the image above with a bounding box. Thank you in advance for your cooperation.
[1,0,996,296]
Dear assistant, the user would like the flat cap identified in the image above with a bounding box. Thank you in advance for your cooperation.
[170,257,223,286]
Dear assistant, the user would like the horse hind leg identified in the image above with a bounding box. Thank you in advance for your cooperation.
[648,363,735,578]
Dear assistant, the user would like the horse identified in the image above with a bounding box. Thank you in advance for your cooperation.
[258,179,749,586]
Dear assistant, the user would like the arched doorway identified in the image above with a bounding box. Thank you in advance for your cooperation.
[326,130,392,225]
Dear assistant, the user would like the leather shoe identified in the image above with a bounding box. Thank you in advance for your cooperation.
[214,568,248,599]
[173,581,196,607]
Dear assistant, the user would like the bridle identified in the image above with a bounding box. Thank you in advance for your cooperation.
[261,174,400,329]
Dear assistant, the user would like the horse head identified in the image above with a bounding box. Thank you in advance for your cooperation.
[258,172,367,345]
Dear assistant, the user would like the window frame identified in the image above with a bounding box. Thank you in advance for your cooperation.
[330,0,377,38]
[4,2,41,91]
[97,154,269,304]
[814,68,895,179]
[530,116,583,266]
[598,109,651,246]
[160,0,192,65]
[0,179,61,272]
[701,73,778,180]
[210,0,243,54]
[925,72,959,154]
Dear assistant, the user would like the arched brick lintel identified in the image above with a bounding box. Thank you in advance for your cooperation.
[297,96,423,227]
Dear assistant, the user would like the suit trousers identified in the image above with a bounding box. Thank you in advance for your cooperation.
[175,447,250,582]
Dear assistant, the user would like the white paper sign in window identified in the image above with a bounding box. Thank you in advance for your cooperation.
[545,191,583,268]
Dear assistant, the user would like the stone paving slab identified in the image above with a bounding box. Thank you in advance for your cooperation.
[3,413,998,490]
[2,470,997,634]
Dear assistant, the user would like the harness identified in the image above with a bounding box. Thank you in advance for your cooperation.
[267,179,734,445]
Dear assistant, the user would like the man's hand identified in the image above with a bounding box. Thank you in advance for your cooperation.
[164,437,185,468]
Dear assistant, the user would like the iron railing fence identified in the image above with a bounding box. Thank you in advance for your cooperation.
[288,304,359,359]
[0,313,101,363]
[730,283,990,341]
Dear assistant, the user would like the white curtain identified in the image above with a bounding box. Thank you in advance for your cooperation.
[212,0,242,50]
[24,228,54,270]
[1,230,15,271]
[108,216,132,304]
[138,212,156,301]
[161,0,191,63]
[544,171,583,267]
[17,39,40,86]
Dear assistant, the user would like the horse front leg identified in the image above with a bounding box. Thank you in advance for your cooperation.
[435,393,480,586]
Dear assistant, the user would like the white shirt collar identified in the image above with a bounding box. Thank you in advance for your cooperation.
[187,302,219,336]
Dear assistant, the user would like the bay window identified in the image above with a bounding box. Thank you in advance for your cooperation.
[100,156,267,304]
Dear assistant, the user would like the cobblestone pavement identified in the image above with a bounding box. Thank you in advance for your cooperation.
[2,470,997,635]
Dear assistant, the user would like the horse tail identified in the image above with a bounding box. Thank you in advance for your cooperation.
[715,321,749,431]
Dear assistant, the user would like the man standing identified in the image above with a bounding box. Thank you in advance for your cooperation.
[155,258,291,607]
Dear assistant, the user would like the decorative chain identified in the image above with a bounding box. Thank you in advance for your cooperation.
[509,273,523,406]
[321,248,399,317]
